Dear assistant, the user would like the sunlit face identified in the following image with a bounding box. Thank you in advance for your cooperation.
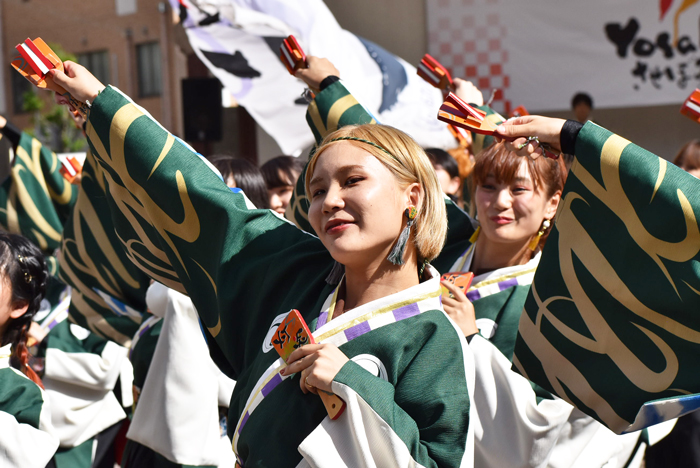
[268,170,298,215]
[308,142,417,269]
[0,277,27,340]
[475,159,559,247]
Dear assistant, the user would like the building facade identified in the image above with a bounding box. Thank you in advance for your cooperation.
[1,0,187,136]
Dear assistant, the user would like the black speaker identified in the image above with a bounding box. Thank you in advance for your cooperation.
[182,78,222,142]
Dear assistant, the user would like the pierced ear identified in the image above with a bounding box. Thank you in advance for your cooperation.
[406,182,422,209]
[9,302,28,320]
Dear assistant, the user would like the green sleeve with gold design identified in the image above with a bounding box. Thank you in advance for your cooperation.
[0,132,77,252]
[85,87,334,378]
[514,121,700,433]
[57,150,150,347]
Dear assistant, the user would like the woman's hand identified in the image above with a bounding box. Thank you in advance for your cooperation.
[49,61,105,106]
[295,56,340,93]
[495,115,566,157]
[281,343,349,395]
[441,280,479,337]
[453,78,484,106]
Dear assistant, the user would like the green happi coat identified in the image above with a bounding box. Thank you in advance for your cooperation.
[0,131,77,253]
[0,127,148,346]
[294,82,646,467]
[0,343,59,467]
[513,122,700,435]
[84,86,474,467]
[57,150,151,346]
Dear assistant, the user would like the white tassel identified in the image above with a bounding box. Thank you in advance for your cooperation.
[387,219,414,266]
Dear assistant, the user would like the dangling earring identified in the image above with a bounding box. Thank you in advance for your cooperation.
[325,261,345,285]
[387,206,417,265]
[528,219,551,251]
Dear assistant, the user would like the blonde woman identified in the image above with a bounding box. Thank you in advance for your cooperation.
[50,63,474,467]
[288,56,648,467]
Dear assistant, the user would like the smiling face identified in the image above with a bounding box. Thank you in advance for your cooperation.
[268,182,295,215]
[475,159,559,247]
[308,142,418,269]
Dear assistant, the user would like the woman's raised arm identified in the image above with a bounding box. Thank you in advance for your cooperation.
[51,63,334,376]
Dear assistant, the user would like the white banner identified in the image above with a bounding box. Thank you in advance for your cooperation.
[174,0,455,155]
[427,0,700,113]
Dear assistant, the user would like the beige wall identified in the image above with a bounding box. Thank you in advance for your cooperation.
[324,0,427,65]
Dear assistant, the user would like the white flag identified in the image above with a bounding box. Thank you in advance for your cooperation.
[172,0,456,155]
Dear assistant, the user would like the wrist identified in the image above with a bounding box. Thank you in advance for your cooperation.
[87,85,106,104]
[560,119,583,155]
[319,75,340,91]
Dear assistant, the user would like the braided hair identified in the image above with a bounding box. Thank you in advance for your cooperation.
[0,233,49,387]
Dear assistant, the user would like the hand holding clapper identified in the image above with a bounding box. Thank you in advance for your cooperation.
[11,38,90,117]
[271,310,346,420]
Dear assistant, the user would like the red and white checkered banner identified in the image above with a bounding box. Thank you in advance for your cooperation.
[427,0,700,113]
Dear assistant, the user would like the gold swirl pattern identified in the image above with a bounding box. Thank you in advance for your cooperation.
[86,104,200,294]
[516,132,700,433]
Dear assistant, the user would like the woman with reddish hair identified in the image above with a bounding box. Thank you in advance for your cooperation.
[442,140,646,467]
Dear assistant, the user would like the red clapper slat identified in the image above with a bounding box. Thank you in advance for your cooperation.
[417,53,453,92]
[510,105,529,118]
[681,89,700,124]
[438,92,499,136]
[280,35,307,75]
[24,38,55,73]
[11,38,90,118]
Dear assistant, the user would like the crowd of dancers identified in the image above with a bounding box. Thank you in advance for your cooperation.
[0,45,698,468]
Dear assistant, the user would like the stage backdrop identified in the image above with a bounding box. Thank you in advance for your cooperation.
[427,0,700,114]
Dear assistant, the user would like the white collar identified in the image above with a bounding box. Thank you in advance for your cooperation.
[470,245,541,286]
[450,231,542,285]
[314,265,443,341]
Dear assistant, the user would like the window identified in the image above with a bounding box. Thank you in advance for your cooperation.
[136,42,162,98]
[10,66,32,114]
[78,50,110,85]
[115,0,137,16]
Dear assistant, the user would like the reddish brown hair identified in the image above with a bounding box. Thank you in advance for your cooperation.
[673,140,700,171]
[472,142,567,198]
[471,142,568,250]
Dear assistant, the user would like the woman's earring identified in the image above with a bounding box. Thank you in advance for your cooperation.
[325,261,345,285]
[387,206,417,266]
[528,219,551,251]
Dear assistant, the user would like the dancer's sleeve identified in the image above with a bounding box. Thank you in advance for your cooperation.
[86,87,333,376]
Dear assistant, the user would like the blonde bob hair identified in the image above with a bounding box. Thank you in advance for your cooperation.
[306,124,447,262]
